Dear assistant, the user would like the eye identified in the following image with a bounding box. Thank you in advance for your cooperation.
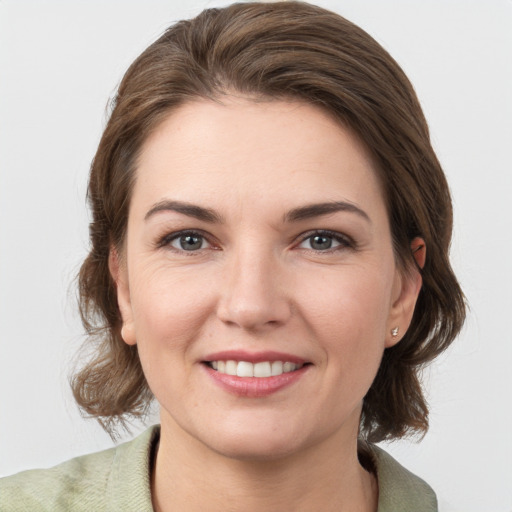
[298,231,351,251]
[162,231,211,252]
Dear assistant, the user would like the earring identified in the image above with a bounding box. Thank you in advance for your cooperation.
[391,327,399,337]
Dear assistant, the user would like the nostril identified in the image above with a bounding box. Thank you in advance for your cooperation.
[217,297,292,330]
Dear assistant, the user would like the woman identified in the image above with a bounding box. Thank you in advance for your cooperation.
[0,2,465,510]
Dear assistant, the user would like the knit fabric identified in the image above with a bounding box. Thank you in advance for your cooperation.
[371,445,437,511]
[0,426,436,511]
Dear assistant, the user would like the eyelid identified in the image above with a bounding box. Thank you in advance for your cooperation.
[295,229,355,251]
[157,229,216,251]
[155,228,355,253]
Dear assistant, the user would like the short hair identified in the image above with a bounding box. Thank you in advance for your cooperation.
[72,1,465,442]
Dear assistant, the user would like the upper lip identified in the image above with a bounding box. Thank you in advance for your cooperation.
[202,350,307,365]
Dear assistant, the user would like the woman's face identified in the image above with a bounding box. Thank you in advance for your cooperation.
[114,98,420,460]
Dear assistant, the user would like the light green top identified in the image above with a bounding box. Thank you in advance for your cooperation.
[0,426,437,511]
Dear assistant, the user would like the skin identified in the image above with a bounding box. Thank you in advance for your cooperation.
[110,97,423,512]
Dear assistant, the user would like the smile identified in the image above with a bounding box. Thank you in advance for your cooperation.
[207,360,304,377]
[202,351,310,397]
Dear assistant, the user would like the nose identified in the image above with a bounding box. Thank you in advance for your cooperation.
[216,245,292,331]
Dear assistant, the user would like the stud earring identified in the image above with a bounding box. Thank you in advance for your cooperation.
[391,327,399,337]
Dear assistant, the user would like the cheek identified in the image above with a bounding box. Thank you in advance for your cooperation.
[299,264,393,334]
[297,264,394,378]
[128,262,214,358]
[127,265,217,404]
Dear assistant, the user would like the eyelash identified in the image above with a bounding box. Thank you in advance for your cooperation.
[157,230,214,253]
[156,229,355,254]
[297,230,355,253]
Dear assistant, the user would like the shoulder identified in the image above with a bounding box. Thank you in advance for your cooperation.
[0,445,116,511]
[370,445,438,512]
[0,425,159,512]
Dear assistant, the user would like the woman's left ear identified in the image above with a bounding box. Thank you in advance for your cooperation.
[386,237,425,348]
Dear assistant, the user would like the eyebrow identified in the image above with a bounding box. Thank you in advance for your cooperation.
[145,200,224,223]
[284,201,371,223]
[144,199,370,225]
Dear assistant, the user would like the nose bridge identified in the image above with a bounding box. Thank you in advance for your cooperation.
[217,238,291,329]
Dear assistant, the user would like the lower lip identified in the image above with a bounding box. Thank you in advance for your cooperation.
[203,364,310,398]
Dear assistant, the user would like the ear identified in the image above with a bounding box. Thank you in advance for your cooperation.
[411,237,426,269]
[385,237,425,348]
[108,246,137,346]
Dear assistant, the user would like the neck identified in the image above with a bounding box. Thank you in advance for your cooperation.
[151,416,378,512]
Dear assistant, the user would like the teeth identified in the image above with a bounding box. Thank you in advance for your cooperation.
[283,362,295,373]
[209,360,301,377]
[237,361,253,377]
[225,360,237,376]
[271,361,283,376]
[254,362,271,377]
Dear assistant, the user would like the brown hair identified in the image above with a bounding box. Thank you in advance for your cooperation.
[72,1,465,442]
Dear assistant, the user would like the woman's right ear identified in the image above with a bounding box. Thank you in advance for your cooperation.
[108,247,137,345]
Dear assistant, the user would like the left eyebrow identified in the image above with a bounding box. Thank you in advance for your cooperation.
[284,201,371,223]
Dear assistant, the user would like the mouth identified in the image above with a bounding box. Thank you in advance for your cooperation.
[204,360,307,377]
[201,351,311,396]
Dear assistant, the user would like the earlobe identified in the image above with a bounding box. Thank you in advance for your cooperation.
[385,238,425,347]
[108,246,137,346]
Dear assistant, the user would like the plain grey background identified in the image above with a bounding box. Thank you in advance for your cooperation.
[1,1,511,511]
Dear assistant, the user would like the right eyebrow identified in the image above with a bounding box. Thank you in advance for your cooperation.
[144,200,224,224]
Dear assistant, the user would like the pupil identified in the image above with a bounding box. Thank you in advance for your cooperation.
[181,235,202,250]
[311,235,332,250]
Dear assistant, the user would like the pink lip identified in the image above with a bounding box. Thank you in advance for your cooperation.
[202,362,310,398]
[202,350,306,365]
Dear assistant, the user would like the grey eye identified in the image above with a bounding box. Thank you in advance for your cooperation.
[172,234,206,251]
[309,235,333,250]
[298,233,346,251]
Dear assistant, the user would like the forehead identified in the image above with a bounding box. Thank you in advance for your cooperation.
[132,97,386,220]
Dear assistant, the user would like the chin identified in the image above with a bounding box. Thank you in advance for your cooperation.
[195,418,314,463]
[210,435,304,462]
